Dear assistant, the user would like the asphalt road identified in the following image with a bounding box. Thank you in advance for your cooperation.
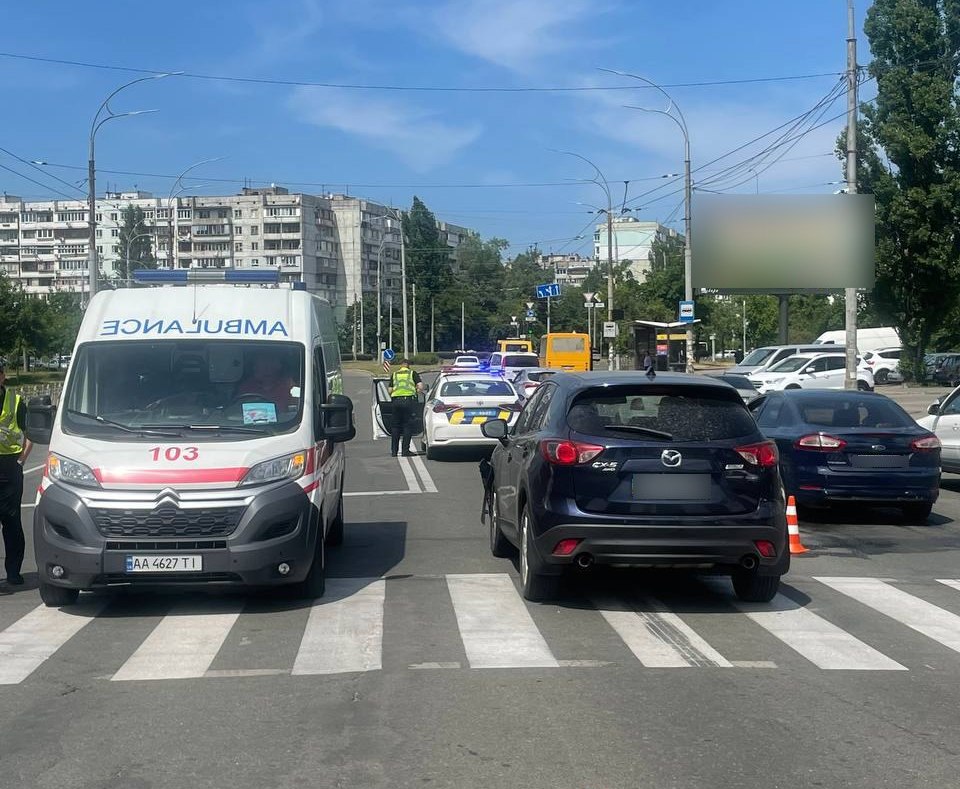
[2,373,960,788]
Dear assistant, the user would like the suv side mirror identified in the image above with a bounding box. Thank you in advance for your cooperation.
[481,418,509,443]
[318,393,356,443]
[25,396,55,445]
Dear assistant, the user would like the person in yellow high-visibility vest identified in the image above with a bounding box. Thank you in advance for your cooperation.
[388,358,423,457]
[0,362,32,587]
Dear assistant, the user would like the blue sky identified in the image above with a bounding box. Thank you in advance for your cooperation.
[1,0,869,258]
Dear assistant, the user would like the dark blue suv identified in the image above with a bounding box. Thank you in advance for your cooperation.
[481,372,788,602]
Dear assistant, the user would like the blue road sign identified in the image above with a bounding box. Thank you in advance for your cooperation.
[536,283,561,299]
[383,348,396,361]
[679,300,695,323]
[526,309,535,318]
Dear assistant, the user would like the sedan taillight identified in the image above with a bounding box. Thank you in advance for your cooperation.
[795,433,847,451]
[432,402,461,413]
[497,402,524,412]
[910,435,941,451]
[734,440,779,467]
[540,439,604,465]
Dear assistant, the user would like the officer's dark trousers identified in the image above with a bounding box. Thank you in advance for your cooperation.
[390,397,417,456]
[0,456,24,578]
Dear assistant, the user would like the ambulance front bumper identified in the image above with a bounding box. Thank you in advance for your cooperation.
[33,480,319,589]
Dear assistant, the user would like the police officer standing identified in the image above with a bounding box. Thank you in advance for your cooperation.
[0,362,31,587]
[388,358,423,457]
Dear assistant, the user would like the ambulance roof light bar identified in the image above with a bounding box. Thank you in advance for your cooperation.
[132,268,281,285]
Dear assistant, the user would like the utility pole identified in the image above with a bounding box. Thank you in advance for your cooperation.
[683,134,694,374]
[394,209,409,357]
[844,0,859,389]
[742,299,748,357]
[606,206,614,371]
[359,291,365,356]
[412,282,418,357]
[461,301,465,350]
[547,295,552,334]
[389,294,394,350]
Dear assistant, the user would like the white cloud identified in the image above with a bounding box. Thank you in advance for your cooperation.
[287,87,482,171]
[428,0,596,72]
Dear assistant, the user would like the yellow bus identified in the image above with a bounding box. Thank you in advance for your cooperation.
[497,339,534,353]
[538,332,591,371]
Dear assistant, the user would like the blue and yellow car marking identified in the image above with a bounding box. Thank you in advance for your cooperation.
[448,409,511,425]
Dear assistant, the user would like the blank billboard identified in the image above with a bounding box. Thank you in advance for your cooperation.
[692,194,874,292]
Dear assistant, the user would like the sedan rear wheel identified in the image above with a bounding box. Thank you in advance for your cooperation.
[519,505,559,602]
[901,502,933,524]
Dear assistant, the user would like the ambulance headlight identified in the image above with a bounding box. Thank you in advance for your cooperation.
[240,451,307,487]
[47,454,100,489]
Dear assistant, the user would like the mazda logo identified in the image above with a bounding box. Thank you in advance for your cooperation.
[661,449,682,468]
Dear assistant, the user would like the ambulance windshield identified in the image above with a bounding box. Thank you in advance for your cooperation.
[61,340,306,438]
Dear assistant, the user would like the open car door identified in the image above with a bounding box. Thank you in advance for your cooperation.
[373,377,425,438]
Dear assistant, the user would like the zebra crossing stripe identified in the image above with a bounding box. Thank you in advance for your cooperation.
[292,578,386,675]
[738,593,906,671]
[817,577,960,656]
[593,595,732,668]
[0,602,105,685]
[936,579,960,594]
[111,600,244,681]
[446,574,558,668]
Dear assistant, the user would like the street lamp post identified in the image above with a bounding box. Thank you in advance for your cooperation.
[612,68,694,373]
[124,231,153,281]
[553,149,615,370]
[87,73,176,301]
[166,158,223,271]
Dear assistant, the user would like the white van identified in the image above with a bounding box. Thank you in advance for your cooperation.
[813,327,901,353]
[27,270,356,606]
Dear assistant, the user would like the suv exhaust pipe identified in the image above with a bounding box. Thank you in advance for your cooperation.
[576,553,595,569]
[740,554,758,570]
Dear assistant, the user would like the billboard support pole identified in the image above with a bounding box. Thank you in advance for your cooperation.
[778,295,789,344]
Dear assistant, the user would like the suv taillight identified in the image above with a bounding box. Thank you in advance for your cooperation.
[734,440,779,467]
[540,439,604,465]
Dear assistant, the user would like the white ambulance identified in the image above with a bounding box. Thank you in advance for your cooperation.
[27,269,355,606]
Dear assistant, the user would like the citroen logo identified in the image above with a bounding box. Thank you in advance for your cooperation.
[154,487,180,508]
[661,449,682,468]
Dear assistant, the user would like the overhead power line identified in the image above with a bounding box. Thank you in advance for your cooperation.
[0,52,844,93]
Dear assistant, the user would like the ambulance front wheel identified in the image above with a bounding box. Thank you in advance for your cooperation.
[39,582,79,607]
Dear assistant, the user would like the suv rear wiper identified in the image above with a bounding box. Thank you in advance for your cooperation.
[604,424,674,440]
[139,424,273,435]
[66,409,182,438]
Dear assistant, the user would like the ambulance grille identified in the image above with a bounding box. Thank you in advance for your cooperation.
[91,506,244,537]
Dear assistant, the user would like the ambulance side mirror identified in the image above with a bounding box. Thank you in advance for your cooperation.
[25,396,55,445]
[318,393,356,443]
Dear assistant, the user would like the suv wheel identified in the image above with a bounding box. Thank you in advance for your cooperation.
[901,502,933,523]
[39,582,79,607]
[489,488,513,558]
[875,369,889,385]
[856,380,872,391]
[519,504,559,602]
[732,569,780,603]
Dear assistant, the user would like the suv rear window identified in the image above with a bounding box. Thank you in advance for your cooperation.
[567,385,757,441]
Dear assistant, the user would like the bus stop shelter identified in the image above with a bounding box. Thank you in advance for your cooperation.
[633,320,701,372]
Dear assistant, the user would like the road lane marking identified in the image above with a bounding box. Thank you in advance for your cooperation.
[446,573,558,669]
[0,601,106,685]
[24,464,44,475]
[593,595,732,668]
[937,579,960,594]
[292,578,386,675]
[817,577,960,656]
[737,592,906,670]
[397,454,421,493]
[111,600,243,681]
[410,455,438,493]
[344,489,419,497]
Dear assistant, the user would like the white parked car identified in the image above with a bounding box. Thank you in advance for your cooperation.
[450,355,481,370]
[749,352,874,393]
[861,346,902,384]
[918,388,960,473]
[421,373,522,459]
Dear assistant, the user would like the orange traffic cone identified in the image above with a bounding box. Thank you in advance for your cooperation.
[786,495,808,555]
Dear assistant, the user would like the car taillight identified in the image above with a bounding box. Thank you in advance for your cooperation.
[540,439,604,465]
[734,440,779,467]
[497,402,523,412]
[432,402,461,413]
[910,435,941,451]
[794,433,847,450]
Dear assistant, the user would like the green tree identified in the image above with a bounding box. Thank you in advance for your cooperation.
[116,204,156,282]
[47,292,84,357]
[853,0,960,380]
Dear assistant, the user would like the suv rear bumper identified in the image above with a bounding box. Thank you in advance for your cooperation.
[33,480,319,590]
[532,517,788,577]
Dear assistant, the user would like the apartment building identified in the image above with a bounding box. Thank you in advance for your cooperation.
[593,217,679,281]
[538,253,596,287]
[0,189,473,320]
